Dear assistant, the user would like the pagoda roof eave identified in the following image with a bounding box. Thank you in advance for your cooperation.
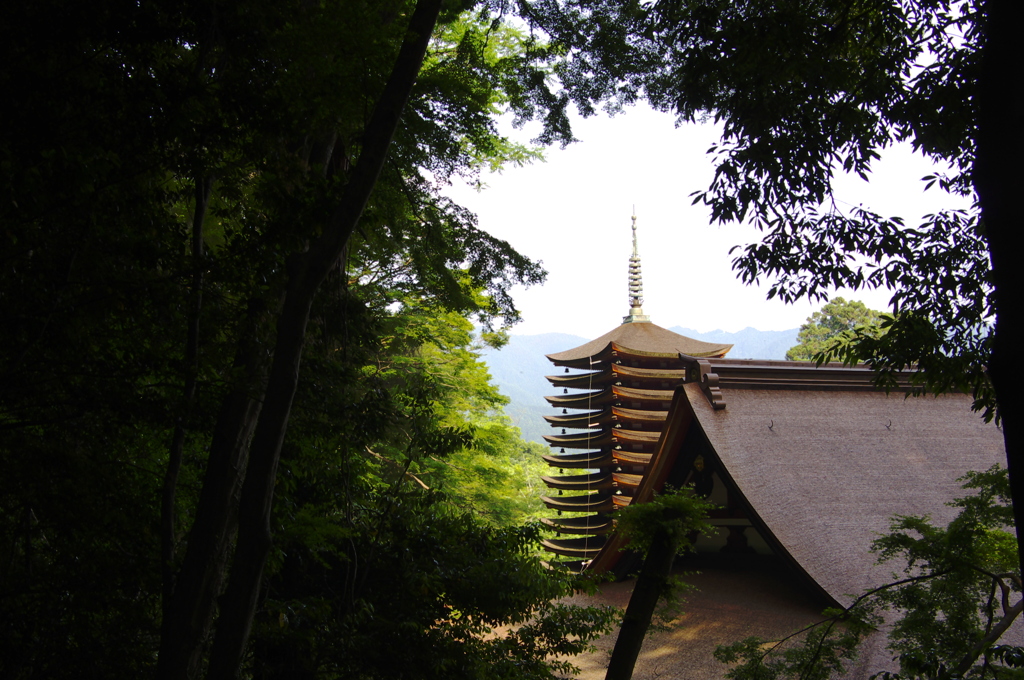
[540,537,607,558]
[544,409,610,428]
[612,472,644,488]
[612,385,677,403]
[545,390,616,408]
[542,451,614,468]
[611,406,669,423]
[545,433,614,450]
[541,494,615,513]
[546,322,732,363]
[546,373,614,388]
[541,516,615,535]
[541,473,614,491]
[611,364,689,380]
[613,450,653,465]
[611,429,661,444]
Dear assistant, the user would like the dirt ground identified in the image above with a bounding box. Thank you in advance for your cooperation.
[557,555,884,680]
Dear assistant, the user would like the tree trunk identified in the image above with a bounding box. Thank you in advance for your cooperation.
[162,173,213,610]
[974,0,1024,575]
[203,1,444,676]
[157,307,269,680]
[605,532,678,680]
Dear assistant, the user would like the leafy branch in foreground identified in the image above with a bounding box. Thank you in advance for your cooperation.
[715,467,1023,680]
[605,487,716,680]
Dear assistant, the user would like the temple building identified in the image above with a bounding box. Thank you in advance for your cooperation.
[537,217,1010,678]
[539,216,733,568]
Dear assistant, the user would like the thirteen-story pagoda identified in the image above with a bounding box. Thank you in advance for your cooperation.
[538,216,732,569]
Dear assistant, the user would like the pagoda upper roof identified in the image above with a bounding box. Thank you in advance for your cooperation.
[547,321,732,364]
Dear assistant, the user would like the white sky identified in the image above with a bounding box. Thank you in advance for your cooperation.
[444,104,970,338]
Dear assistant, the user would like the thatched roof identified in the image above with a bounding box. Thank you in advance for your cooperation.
[685,381,1006,604]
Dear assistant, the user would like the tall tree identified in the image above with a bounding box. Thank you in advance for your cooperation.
[786,298,885,362]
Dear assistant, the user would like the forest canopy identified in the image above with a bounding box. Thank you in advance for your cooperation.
[0,1,616,678]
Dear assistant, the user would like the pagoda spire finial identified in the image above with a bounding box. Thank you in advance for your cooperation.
[623,211,651,324]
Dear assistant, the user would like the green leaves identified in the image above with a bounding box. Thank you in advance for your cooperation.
[522,0,994,419]
[786,297,887,362]
[614,485,717,557]
[657,0,992,417]
[715,607,878,680]
[260,487,615,680]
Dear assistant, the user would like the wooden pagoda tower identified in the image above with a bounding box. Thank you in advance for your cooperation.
[539,216,733,568]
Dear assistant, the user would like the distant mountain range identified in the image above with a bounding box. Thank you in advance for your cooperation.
[479,325,799,444]
[666,326,800,361]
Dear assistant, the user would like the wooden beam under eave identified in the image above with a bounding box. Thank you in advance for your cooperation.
[586,385,696,574]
